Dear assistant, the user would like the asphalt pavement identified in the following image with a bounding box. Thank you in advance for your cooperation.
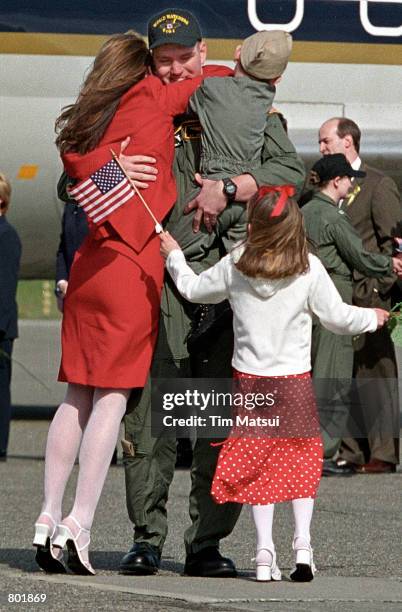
[1,419,401,612]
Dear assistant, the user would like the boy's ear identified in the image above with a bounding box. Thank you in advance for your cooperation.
[234,44,242,62]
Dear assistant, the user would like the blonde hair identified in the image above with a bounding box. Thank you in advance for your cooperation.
[0,172,11,213]
[56,31,150,154]
[236,189,309,279]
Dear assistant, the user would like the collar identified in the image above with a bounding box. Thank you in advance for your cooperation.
[0,216,6,225]
[315,191,337,207]
[351,156,362,171]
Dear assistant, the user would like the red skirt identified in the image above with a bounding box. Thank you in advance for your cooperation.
[58,233,164,389]
[211,370,323,505]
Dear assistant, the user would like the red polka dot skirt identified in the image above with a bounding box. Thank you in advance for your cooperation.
[211,370,323,505]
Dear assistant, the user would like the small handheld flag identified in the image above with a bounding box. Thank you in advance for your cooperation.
[67,158,135,224]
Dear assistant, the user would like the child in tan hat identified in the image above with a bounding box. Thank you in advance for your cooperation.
[171,30,293,255]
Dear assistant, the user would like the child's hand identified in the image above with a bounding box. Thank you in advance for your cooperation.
[392,257,402,274]
[374,308,389,329]
[160,231,181,260]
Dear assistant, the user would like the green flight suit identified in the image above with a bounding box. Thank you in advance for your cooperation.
[123,107,305,556]
[302,192,392,457]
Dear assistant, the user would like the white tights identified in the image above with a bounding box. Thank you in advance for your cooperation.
[40,383,129,531]
[252,497,314,552]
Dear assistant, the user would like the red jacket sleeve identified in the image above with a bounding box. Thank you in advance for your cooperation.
[151,66,233,116]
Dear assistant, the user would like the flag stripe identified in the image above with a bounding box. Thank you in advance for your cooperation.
[87,183,133,218]
[92,191,135,223]
[68,177,92,196]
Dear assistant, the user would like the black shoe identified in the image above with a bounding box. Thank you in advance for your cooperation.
[322,459,356,477]
[184,547,237,577]
[119,543,160,575]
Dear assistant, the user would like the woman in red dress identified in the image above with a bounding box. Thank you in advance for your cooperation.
[32,32,221,575]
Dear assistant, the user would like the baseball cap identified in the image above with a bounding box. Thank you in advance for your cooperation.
[311,154,366,182]
[148,9,202,50]
[240,30,292,80]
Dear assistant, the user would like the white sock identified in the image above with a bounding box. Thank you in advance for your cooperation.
[292,497,314,548]
[251,504,275,556]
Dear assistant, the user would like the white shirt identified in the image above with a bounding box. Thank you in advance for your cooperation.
[166,247,377,377]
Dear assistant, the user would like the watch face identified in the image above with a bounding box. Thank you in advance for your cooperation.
[224,179,237,196]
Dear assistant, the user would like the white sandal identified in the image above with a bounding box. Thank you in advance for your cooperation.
[33,512,66,573]
[290,537,316,582]
[253,548,282,582]
[53,516,95,575]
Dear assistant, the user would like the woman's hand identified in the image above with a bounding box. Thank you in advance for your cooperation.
[160,231,181,260]
[119,137,157,189]
[373,308,389,329]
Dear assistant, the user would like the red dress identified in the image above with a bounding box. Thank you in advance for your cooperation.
[211,371,323,505]
[59,67,232,388]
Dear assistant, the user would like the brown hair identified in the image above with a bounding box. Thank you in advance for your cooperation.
[56,31,150,154]
[335,117,361,153]
[236,190,309,279]
[309,170,330,188]
[0,172,11,213]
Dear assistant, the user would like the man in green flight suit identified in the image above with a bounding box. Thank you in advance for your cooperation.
[119,8,306,577]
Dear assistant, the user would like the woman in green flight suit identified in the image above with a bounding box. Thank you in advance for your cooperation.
[302,154,401,460]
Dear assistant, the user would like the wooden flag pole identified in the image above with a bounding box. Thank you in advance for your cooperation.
[110,149,164,234]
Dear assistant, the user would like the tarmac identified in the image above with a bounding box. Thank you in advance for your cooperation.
[1,321,401,611]
[1,418,401,612]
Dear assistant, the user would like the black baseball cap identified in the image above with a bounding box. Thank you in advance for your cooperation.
[312,154,366,182]
[148,9,202,50]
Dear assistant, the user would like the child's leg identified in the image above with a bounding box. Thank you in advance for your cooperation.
[290,497,315,582]
[251,504,281,581]
[291,497,314,547]
[251,504,275,551]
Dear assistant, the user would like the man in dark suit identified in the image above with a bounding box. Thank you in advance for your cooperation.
[0,172,22,460]
[318,117,402,474]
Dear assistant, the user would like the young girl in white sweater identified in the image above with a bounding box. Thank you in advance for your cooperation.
[160,185,388,582]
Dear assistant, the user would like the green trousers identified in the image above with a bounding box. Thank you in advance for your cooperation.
[311,317,354,459]
[123,321,242,555]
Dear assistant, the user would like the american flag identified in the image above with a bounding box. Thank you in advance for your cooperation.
[67,159,135,224]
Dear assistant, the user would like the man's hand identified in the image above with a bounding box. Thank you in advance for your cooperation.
[184,174,227,233]
[374,308,390,329]
[55,280,68,313]
[119,136,158,189]
[160,231,181,261]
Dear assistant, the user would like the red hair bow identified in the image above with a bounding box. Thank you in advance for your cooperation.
[257,185,296,217]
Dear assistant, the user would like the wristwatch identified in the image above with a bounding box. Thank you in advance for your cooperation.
[222,178,237,202]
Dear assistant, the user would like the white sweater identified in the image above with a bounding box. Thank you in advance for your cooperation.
[166,248,377,376]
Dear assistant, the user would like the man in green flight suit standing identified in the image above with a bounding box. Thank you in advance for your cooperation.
[119,8,306,577]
